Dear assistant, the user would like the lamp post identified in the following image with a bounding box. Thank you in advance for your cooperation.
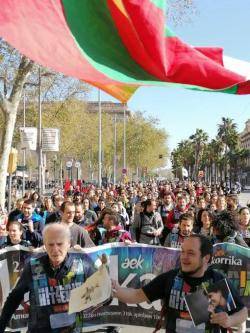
[123,103,126,172]
[98,89,102,188]
[22,90,26,196]
[37,67,43,196]
[113,114,117,185]
[53,155,57,183]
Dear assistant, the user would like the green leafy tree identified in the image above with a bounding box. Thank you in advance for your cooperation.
[189,128,208,180]
[217,117,238,183]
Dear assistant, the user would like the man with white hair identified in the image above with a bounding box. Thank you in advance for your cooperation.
[0,223,95,333]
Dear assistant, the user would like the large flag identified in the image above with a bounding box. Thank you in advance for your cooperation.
[0,0,249,102]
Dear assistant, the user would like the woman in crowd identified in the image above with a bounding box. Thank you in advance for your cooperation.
[0,220,31,248]
[195,208,214,237]
[41,197,54,223]
[30,191,43,214]
[238,207,250,246]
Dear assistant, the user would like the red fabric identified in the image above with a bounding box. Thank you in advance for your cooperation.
[194,47,224,65]
[108,0,169,80]
[64,179,71,193]
[0,0,249,98]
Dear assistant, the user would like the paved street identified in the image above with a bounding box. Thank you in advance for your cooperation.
[239,189,250,206]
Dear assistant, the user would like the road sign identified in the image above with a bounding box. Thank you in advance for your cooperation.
[75,161,81,168]
[122,168,127,175]
[66,160,73,168]
[16,165,27,171]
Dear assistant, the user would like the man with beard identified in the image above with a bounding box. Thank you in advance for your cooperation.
[166,196,188,235]
[74,203,85,226]
[164,213,194,248]
[112,235,247,333]
[158,192,175,244]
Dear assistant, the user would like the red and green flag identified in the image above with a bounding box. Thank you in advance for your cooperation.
[0,0,249,102]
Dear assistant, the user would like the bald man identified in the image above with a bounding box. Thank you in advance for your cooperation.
[0,223,95,333]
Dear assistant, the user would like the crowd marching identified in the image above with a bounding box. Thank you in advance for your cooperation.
[0,180,249,251]
[0,180,249,333]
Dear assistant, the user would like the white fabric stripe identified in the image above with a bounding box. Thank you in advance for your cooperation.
[223,55,250,80]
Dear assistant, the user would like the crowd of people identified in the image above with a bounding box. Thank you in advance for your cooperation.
[0,179,249,333]
[1,180,249,251]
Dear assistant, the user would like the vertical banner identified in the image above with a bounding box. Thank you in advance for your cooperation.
[42,128,60,151]
[19,127,37,150]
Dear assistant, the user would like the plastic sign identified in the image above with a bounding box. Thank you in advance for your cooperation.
[66,161,73,168]
[7,148,18,174]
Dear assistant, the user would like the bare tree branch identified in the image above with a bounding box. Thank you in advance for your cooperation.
[9,55,34,106]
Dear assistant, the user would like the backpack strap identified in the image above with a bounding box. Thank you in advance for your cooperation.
[152,269,180,333]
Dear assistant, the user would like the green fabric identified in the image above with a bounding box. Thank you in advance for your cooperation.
[189,84,238,94]
[62,0,157,83]
[150,0,166,11]
[165,26,176,37]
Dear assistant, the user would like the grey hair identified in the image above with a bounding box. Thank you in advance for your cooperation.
[42,223,71,242]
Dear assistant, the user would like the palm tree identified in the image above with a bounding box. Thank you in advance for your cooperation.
[171,139,194,179]
[217,117,238,184]
[209,138,224,182]
[189,129,208,181]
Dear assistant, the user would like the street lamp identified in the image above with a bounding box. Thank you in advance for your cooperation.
[37,67,43,195]
[53,155,57,183]
[98,89,102,188]
[113,114,117,185]
[22,89,26,196]
[123,103,127,172]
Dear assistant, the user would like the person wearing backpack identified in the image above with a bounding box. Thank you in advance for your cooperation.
[112,235,247,333]
[131,199,163,245]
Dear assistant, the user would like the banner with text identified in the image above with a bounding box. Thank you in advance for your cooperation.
[42,128,60,151]
[19,127,37,151]
[0,243,249,331]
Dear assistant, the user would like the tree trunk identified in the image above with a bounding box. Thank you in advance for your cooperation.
[0,56,33,210]
[0,107,18,210]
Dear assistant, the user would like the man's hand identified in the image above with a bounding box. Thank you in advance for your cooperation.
[28,220,34,233]
[111,279,119,297]
[73,244,83,251]
[153,229,161,237]
[210,312,232,328]
[123,239,132,245]
[100,253,108,265]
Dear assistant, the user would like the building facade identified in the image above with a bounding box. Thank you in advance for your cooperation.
[86,101,131,120]
[239,119,250,187]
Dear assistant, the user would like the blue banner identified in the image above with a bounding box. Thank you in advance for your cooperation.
[0,243,249,331]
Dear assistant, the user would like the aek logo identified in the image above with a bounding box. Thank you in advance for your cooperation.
[121,255,144,269]
[212,255,242,266]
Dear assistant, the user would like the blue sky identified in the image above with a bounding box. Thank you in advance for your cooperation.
[90,0,250,157]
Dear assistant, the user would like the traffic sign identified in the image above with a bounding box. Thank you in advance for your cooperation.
[16,165,27,171]
[66,160,73,168]
[122,168,127,175]
[75,161,81,168]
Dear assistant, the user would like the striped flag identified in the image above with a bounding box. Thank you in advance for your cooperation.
[0,0,249,101]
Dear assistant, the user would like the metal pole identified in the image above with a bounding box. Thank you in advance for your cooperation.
[60,160,63,188]
[37,67,43,196]
[113,114,117,185]
[98,89,102,188]
[53,160,56,182]
[22,91,26,196]
[8,174,12,213]
[123,103,126,170]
